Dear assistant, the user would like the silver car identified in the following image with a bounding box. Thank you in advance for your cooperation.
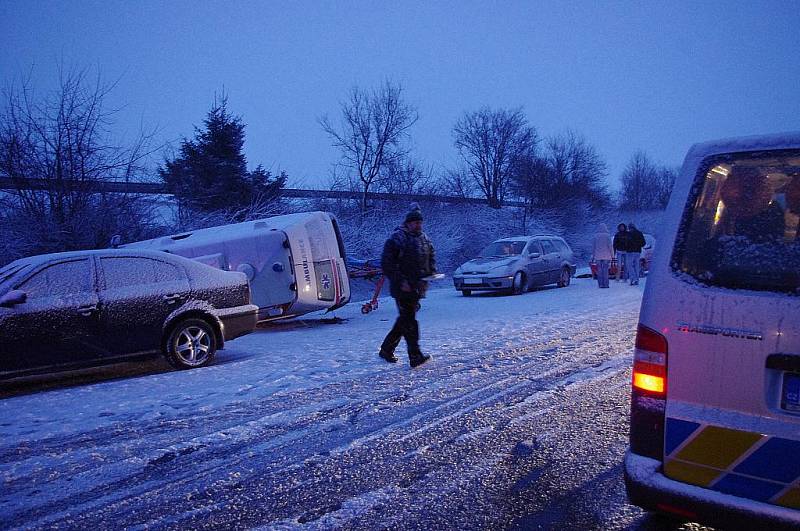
[453,235,576,296]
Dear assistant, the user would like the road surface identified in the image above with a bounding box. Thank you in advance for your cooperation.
[0,278,707,529]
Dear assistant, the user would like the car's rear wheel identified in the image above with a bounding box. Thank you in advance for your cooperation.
[511,271,525,295]
[557,267,571,288]
[461,289,472,296]
[165,318,217,369]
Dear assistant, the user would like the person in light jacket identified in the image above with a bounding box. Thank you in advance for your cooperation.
[592,223,614,288]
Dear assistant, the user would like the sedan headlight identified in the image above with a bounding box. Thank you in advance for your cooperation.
[488,264,514,275]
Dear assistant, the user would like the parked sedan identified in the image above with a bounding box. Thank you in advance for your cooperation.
[452,236,576,296]
[0,249,258,379]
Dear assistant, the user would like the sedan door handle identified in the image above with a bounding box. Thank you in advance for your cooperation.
[163,294,182,305]
[77,304,98,317]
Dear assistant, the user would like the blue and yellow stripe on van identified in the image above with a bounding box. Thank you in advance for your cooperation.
[664,418,800,509]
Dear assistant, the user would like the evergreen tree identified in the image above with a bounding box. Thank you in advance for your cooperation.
[161,95,285,219]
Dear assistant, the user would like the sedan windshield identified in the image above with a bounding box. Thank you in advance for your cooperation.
[481,241,526,257]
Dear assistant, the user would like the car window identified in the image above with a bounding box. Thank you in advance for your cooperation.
[673,151,800,293]
[540,240,556,254]
[101,257,183,289]
[555,240,571,254]
[17,259,92,299]
[152,260,183,282]
[527,241,543,255]
[480,240,527,257]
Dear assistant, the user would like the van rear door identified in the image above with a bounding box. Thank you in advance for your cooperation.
[661,150,800,510]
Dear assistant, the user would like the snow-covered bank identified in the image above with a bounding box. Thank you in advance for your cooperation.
[326,203,665,272]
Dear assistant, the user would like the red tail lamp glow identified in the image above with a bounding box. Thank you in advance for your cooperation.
[632,324,668,395]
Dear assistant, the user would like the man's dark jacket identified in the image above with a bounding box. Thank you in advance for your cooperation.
[381,226,436,298]
[613,231,628,254]
[626,228,646,253]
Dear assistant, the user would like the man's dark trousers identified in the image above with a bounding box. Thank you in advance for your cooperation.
[380,294,421,359]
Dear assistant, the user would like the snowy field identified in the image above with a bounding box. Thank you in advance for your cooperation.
[0,276,669,530]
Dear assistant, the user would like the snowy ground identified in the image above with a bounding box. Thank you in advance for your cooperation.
[0,276,697,530]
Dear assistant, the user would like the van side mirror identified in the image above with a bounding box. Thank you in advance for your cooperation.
[529,252,541,259]
[0,290,27,308]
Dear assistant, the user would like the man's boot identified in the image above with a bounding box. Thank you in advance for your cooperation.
[410,353,431,368]
[379,349,398,363]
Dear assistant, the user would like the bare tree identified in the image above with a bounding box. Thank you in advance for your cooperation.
[442,166,475,198]
[0,68,159,262]
[378,157,439,195]
[452,107,537,208]
[654,165,678,208]
[544,131,609,206]
[512,131,608,209]
[509,151,551,208]
[619,150,676,210]
[319,80,418,211]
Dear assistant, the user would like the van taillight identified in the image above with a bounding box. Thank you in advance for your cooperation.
[630,324,668,460]
[632,325,668,395]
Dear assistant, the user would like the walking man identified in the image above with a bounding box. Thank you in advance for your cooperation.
[612,223,628,281]
[379,204,436,368]
[625,223,646,285]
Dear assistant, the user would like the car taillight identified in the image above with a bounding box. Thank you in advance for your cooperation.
[629,324,668,460]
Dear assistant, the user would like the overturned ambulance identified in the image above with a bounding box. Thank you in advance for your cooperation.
[124,211,350,322]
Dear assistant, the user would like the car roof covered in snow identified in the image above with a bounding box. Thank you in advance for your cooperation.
[6,248,205,269]
[494,235,560,243]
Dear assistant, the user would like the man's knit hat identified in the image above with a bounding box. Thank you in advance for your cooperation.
[404,203,423,223]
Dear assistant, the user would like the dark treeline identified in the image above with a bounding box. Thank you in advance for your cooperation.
[1,70,674,264]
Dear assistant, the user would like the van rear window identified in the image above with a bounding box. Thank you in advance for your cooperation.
[673,151,800,294]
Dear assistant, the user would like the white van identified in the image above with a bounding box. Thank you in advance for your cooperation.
[624,133,800,529]
[124,211,350,322]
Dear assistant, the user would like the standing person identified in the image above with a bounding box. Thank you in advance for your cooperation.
[592,224,614,288]
[612,223,628,281]
[626,223,646,285]
[379,204,436,368]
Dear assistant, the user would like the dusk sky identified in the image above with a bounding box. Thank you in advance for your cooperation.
[2,1,799,192]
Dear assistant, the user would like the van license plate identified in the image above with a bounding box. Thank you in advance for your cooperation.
[463,278,483,285]
[781,373,800,412]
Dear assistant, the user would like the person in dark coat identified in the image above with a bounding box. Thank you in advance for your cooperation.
[625,223,646,285]
[612,223,628,281]
[379,204,436,368]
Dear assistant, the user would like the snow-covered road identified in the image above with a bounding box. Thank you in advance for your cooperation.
[1,277,661,529]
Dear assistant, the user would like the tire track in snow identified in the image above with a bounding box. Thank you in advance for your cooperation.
[4,291,642,529]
